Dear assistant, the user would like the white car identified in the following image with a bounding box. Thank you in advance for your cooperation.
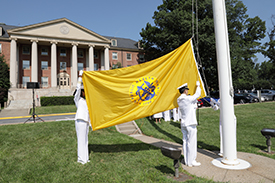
[248,92,265,102]
[260,89,275,101]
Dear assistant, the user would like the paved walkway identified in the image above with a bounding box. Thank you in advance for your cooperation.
[0,108,29,118]
[1,109,275,182]
[133,135,275,183]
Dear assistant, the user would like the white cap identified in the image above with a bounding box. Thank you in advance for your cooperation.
[177,83,189,90]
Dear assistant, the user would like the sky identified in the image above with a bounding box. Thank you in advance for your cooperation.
[1,0,274,63]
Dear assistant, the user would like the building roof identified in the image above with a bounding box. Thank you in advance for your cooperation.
[0,23,20,38]
[104,36,139,50]
[1,21,140,51]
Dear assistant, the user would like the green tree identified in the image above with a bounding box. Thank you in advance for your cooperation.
[111,62,122,69]
[139,0,266,91]
[0,54,10,106]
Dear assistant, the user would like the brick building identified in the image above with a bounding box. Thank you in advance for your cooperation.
[0,18,145,108]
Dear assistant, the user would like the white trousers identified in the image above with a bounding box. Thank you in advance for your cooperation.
[75,119,89,164]
[181,125,197,166]
[173,108,179,121]
[163,110,171,121]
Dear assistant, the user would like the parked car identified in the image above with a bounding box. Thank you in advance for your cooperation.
[260,89,275,101]
[234,93,258,104]
[248,92,265,102]
[200,97,219,107]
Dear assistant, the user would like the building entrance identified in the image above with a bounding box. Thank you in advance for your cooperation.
[57,73,70,89]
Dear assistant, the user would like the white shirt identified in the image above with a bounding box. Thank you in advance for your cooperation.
[177,86,201,126]
[74,77,90,123]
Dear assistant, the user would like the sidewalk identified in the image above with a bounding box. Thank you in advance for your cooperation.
[133,134,275,183]
[0,108,29,118]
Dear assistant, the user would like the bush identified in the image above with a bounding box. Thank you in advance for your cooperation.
[0,54,10,104]
[40,96,74,106]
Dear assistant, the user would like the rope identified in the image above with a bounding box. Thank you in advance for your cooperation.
[191,0,210,97]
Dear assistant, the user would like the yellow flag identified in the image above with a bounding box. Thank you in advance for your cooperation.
[83,39,206,131]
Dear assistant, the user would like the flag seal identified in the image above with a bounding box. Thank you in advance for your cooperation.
[129,76,161,106]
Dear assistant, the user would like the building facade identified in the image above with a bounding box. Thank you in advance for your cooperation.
[0,18,144,108]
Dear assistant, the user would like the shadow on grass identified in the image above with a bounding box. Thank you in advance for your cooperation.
[147,117,182,144]
[197,141,219,151]
[169,121,181,129]
[250,144,266,151]
[155,165,174,174]
[88,143,158,153]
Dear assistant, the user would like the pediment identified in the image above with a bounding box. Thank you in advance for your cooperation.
[8,18,110,43]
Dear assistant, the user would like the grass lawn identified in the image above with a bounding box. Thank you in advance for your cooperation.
[0,121,213,182]
[8,102,273,182]
[31,105,76,115]
[136,102,275,160]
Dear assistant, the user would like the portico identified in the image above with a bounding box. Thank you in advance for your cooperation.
[8,18,111,89]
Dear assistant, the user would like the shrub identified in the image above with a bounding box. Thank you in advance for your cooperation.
[40,96,74,106]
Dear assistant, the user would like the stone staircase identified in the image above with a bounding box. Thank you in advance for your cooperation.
[115,121,142,137]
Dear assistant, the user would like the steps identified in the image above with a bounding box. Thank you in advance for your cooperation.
[115,121,142,137]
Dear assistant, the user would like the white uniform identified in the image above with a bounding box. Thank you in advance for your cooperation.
[74,76,90,164]
[153,112,163,118]
[172,108,179,121]
[177,85,201,166]
[163,110,171,121]
[210,98,236,155]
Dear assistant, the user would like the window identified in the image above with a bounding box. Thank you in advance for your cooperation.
[22,77,30,88]
[112,52,118,60]
[111,39,117,46]
[23,60,30,70]
[94,51,98,59]
[127,65,131,67]
[126,53,132,60]
[139,54,145,62]
[78,63,84,71]
[41,61,48,70]
[60,48,66,56]
[78,50,84,58]
[94,63,98,71]
[60,62,66,71]
[41,48,48,55]
[0,43,2,53]
[41,77,48,87]
[22,46,30,54]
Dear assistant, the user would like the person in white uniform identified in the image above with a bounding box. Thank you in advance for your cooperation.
[177,81,201,167]
[163,110,171,121]
[172,108,179,122]
[153,112,163,123]
[74,70,90,164]
[210,98,236,157]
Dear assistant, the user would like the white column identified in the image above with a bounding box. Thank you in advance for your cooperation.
[212,0,237,165]
[104,45,110,70]
[9,38,17,88]
[89,44,95,71]
[100,51,104,70]
[71,43,78,87]
[51,41,57,87]
[31,39,38,82]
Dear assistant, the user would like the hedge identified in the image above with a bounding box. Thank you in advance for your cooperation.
[40,96,74,106]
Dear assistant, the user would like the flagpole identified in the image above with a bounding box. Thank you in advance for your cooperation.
[211,0,251,169]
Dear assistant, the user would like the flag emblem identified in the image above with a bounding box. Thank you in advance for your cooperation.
[129,76,161,106]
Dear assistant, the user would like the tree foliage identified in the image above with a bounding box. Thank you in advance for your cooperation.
[139,0,266,91]
[0,54,10,105]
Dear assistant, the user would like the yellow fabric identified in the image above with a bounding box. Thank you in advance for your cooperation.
[83,39,206,131]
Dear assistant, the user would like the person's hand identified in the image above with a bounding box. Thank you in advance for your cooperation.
[79,70,83,77]
[196,80,200,86]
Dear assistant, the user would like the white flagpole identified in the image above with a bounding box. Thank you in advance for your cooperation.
[211,0,250,169]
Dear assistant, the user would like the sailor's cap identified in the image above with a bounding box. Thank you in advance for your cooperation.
[177,83,189,90]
